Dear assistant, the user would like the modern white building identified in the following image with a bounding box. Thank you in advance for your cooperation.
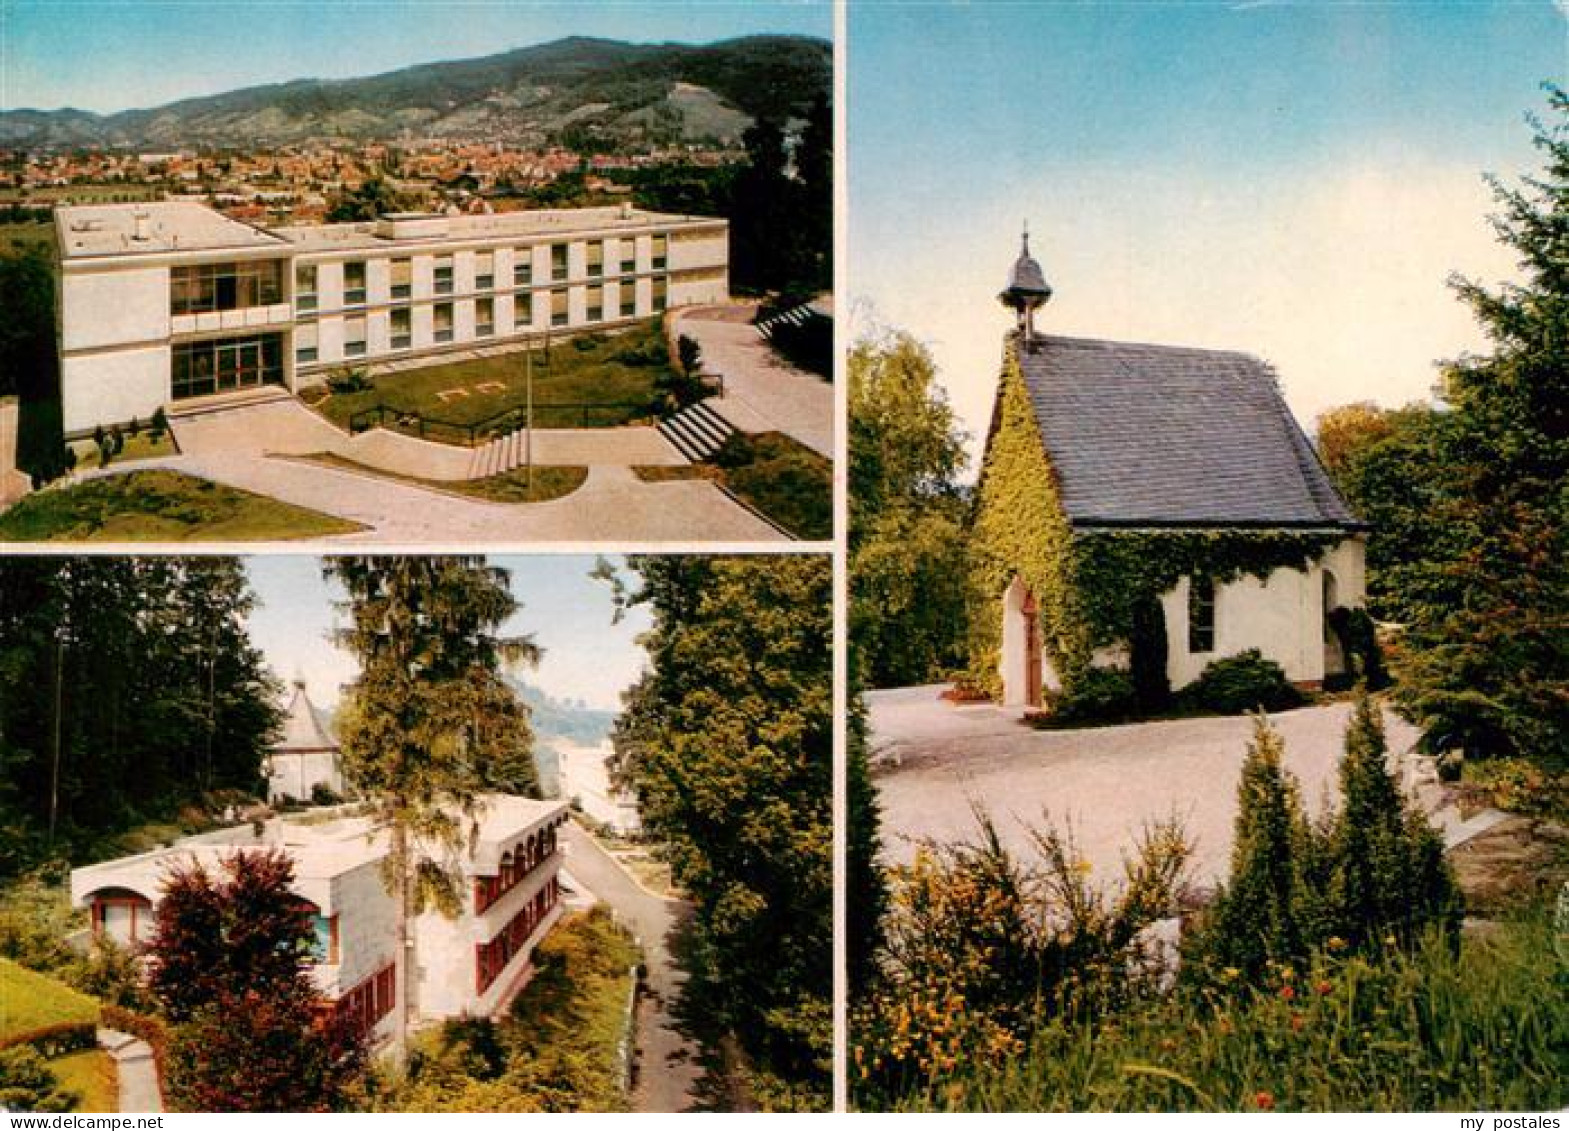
[69,795,571,1044]
[264,681,344,804]
[53,200,729,436]
[556,739,641,837]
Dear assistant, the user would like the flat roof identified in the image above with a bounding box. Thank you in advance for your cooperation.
[56,201,286,259]
[276,205,722,253]
[70,794,567,908]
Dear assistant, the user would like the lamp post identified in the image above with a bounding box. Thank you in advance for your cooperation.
[525,337,534,495]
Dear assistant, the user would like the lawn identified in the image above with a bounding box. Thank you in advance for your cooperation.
[52,1049,118,1112]
[0,469,365,542]
[0,959,99,1042]
[0,222,55,250]
[710,431,832,541]
[295,453,588,504]
[311,321,674,441]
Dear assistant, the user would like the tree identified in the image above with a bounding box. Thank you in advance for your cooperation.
[608,556,831,1104]
[1394,87,1569,761]
[0,558,280,875]
[147,850,364,1111]
[1189,715,1317,978]
[1327,695,1461,949]
[325,176,410,222]
[327,557,539,1057]
[848,331,969,687]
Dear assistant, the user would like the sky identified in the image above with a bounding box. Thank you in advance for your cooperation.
[849,1,1567,470]
[0,0,831,114]
[242,555,652,712]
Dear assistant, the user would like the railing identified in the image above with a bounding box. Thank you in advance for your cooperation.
[347,400,653,445]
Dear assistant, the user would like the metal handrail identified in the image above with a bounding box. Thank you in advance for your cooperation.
[347,400,653,445]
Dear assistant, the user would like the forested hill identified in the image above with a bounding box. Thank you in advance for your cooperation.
[0,35,830,150]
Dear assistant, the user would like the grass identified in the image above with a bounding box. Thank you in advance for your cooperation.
[710,431,832,541]
[870,913,1567,1113]
[0,185,159,204]
[0,469,365,542]
[0,222,54,250]
[632,464,719,482]
[0,958,100,1042]
[52,1049,117,1112]
[292,452,587,505]
[311,322,672,440]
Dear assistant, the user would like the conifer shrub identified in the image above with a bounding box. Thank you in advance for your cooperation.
[1186,699,1461,983]
[1184,650,1300,715]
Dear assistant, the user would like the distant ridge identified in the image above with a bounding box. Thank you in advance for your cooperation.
[0,34,830,149]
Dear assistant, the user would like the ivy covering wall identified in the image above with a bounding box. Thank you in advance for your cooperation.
[965,342,1346,705]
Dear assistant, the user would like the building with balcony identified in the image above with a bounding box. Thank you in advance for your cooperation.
[68,794,570,1044]
[53,200,729,437]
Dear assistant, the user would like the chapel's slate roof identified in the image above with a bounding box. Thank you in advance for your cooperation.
[1013,334,1362,529]
[274,682,338,753]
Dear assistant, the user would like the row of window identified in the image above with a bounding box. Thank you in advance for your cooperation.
[474,827,559,914]
[294,236,669,311]
[475,878,560,995]
[292,283,664,366]
[170,260,284,315]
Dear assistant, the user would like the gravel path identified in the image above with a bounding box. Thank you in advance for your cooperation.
[562,822,701,1114]
[870,686,1421,887]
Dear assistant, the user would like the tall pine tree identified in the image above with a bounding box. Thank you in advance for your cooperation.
[1395,87,1569,762]
[327,556,539,1057]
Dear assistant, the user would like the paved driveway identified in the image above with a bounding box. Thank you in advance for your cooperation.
[562,822,702,1114]
[870,685,1422,888]
[672,305,833,458]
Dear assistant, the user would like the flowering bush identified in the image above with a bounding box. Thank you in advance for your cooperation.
[852,812,1189,1106]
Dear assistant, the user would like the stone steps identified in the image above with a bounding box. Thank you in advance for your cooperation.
[656,400,734,463]
[466,427,534,479]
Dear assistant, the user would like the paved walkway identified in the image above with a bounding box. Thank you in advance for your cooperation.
[562,822,701,1114]
[97,1029,161,1113]
[170,397,686,479]
[671,305,833,458]
[75,454,783,543]
[870,686,1423,887]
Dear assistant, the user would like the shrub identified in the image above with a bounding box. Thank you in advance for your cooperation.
[1184,650,1300,715]
[1187,701,1461,983]
[100,1006,168,1086]
[1053,667,1137,724]
[1326,607,1387,689]
[0,1022,97,1058]
[853,811,1189,1106]
[1326,695,1461,951]
[676,334,702,376]
[325,366,370,395]
[1186,715,1319,981]
[904,913,1566,1112]
[1461,757,1569,822]
[0,1045,75,1113]
[149,407,168,441]
[309,783,341,807]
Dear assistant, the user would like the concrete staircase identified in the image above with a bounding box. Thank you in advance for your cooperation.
[466,428,529,479]
[657,400,734,462]
[756,304,814,340]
